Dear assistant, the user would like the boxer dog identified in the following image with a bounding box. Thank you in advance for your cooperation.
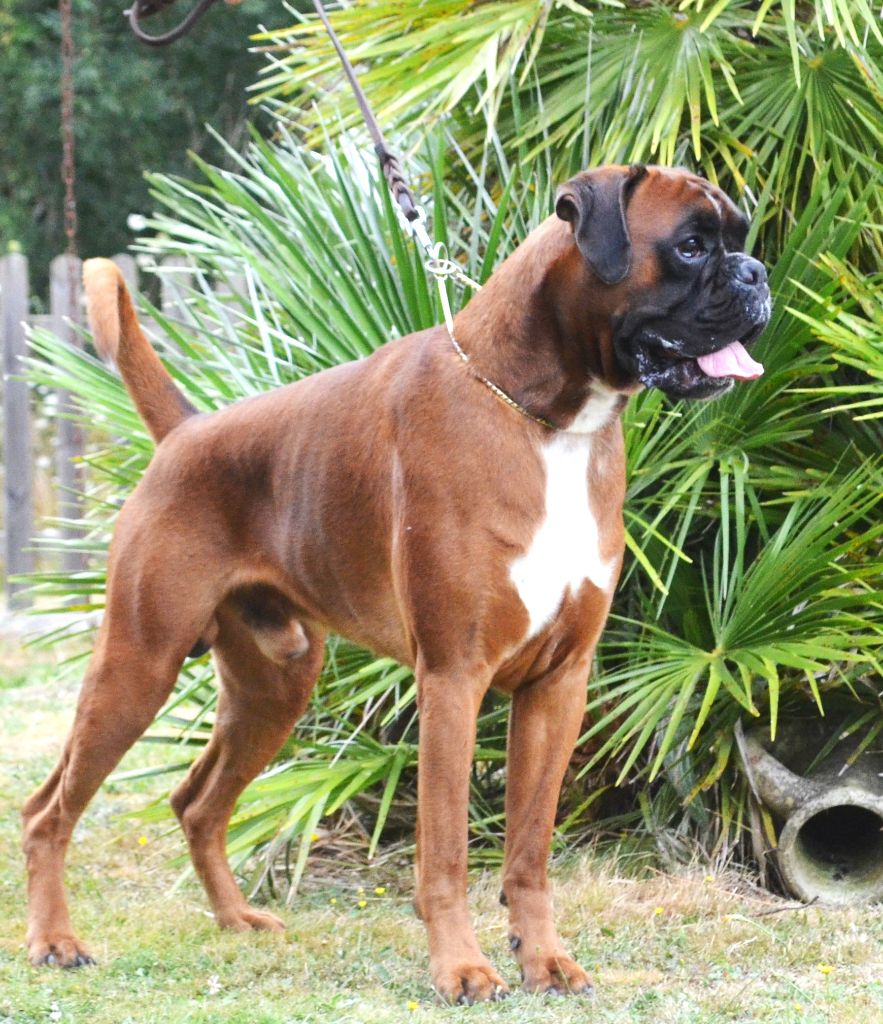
[22,165,769,1002]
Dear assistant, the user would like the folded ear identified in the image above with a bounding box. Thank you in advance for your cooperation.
[555,165,647,285]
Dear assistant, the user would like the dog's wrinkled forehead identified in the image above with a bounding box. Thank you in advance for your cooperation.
[555,165,749,283]
[657,171,749,246]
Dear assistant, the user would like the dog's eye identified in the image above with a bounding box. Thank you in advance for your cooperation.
[677,236,707,260]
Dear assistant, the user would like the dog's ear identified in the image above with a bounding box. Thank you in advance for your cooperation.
[555,165,647,285]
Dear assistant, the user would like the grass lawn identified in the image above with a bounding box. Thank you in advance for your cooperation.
[0,635,881,1024]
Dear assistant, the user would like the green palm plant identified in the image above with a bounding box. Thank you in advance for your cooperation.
[792,256,883,421]
[590,466,883,775]
[255,1,882,256]
[26,0,883,881]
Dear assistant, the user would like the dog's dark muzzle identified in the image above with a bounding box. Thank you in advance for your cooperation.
[616,255,772,401]
[721,254,770,326]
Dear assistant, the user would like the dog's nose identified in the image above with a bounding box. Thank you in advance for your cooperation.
[734,256,767,288]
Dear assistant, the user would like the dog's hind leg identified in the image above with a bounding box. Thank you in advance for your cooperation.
[22,627,188,967]
[170,600,324,932]
[22,505,232,968]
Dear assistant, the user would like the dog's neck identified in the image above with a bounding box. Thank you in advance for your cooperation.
[453,218,627,433]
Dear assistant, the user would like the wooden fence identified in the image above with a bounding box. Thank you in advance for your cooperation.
[0,252,185,610]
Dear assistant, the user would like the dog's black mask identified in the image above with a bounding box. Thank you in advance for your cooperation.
[557,167,772,401]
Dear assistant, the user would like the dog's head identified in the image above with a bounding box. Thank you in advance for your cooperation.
[554,165,771,399]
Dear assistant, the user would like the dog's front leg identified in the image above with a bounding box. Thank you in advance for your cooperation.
[414,670,509,1004]
[502,662,594,996]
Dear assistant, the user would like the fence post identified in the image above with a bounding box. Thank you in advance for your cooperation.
[50,253,86,575]
[1,252,34,608]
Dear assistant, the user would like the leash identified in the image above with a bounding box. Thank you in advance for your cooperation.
[125,0,557,430]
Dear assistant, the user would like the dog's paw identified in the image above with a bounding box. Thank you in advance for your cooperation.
[28,933,95,969]
[432,959,510,1004]
[217,907,286,933]
[521,952,593,996]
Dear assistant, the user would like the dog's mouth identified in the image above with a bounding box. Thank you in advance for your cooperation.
[628,316,769,400]
[694,318,766,380]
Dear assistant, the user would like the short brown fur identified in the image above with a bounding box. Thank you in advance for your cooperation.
[22,166,750,1002]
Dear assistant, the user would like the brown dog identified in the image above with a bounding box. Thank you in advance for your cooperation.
[22,165,769,1002]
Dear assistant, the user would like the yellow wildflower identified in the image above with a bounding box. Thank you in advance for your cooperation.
[137,836,148,847]
[407,1000,419,1011]
[357,899,367,909]
[817,963,834,975]
[374,886,386,895]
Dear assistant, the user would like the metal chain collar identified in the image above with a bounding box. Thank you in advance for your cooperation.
[416,229,557,431]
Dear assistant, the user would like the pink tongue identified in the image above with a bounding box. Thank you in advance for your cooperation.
[696,341,764,380]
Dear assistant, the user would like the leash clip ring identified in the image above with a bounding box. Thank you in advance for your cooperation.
[424,244,459,282]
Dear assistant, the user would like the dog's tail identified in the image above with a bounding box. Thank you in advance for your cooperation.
[83,258,197,443]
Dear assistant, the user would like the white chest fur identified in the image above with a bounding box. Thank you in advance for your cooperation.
[509,417,618,641]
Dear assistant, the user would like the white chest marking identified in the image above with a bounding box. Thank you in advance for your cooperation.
[566,381,621,434]
[509,392,619,640]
